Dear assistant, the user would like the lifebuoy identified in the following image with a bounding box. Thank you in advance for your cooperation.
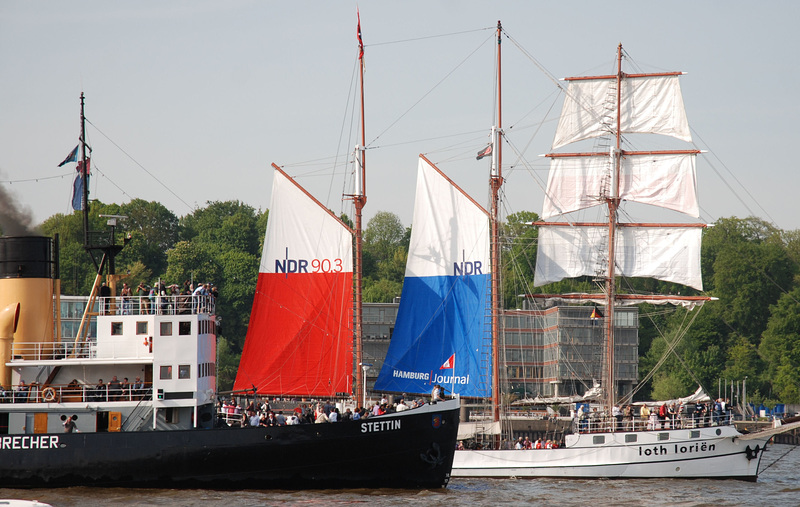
[42,387,58,403]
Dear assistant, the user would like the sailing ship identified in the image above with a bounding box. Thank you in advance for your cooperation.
[0,16,459,489]
[374,22,797,480]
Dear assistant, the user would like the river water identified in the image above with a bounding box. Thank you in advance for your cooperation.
[2,444,798,507]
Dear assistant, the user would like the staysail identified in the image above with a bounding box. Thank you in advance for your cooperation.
[234,166,354,397]
[374,156,491,398]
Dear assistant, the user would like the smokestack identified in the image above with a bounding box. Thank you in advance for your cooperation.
[0,236,58,388]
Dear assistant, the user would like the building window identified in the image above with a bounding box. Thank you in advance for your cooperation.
[160,365,173,380]
[178,365,191,379]
[136,321,148,335]
[179,321,191,336]
[111,322,123,335]
[160,321,172,336]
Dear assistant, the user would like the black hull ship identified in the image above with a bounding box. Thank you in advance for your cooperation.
[0,398,458,489]
[0,16,459,488]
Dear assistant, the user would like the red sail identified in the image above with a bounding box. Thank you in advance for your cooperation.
[234,167,353,397]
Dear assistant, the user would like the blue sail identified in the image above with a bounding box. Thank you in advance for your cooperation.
[375,156,491,398]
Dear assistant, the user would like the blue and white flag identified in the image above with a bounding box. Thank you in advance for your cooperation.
[58,145,79,167]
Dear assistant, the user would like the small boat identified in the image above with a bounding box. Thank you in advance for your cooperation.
[0,15,459,489]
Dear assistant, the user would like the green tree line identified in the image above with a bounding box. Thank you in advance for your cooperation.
[18,203,800,404]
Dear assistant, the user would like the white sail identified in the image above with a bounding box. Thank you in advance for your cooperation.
[552,75,691,150]
[543,152,699,218]
[533,225,702,290]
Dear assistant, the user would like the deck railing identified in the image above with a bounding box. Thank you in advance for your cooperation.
[0,382,153,404]
[99,295,215,317]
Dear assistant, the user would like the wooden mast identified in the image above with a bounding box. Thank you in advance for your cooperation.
[490,20,503,424]
[353,11,366,407]
[603,43,623,415]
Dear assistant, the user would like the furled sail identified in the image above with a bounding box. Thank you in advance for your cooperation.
[552,75,691,150]
[542,152,699,218]
[234,166,353,397]
[533,225,703,290]
[374,156,491,398]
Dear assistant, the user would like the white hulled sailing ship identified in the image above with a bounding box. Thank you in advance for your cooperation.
[405,26,798,480]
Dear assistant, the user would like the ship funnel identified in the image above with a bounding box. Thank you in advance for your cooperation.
[0,303,20,388]
[0,236,59,389]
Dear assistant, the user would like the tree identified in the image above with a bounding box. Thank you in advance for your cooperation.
[501,211,538,308]
[363,211,405,280]
[363,278,403,303]
[759,286,800,403]
[118,199,180,277]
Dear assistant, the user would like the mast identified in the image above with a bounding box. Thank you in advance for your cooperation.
[490,20,503,423]
[353,12,366,406]
[80,92,89,248]
[603,44,623,414]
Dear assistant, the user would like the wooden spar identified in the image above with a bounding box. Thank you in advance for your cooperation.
[603,43,624,414]
[353,13,366,407]
[490,20,503,424]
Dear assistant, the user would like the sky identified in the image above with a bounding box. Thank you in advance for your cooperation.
[1,1,799,234]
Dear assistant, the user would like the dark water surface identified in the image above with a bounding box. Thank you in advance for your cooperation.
[2,444,798,507]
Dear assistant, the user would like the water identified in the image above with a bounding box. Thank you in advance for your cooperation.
[2,444,798,507]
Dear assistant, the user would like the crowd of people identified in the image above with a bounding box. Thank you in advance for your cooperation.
[216,395,428,428]
[576,398,735,433]
[98,279,218,316]
[89,376,149,401]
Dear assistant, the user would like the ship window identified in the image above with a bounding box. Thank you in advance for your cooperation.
[111,322,123,335]
[179,321,191,335]
[179,365,191,379]
[658,433,669,441]
[160,365,173,380]
[625,434,637,443]
[690,430,700,439]
[136,321,148,335]
[165,407,179,424]
[160,322,173,336]
[592,435,605,445]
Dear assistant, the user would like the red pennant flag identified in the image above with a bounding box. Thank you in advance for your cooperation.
[476,144,492,160]
[357,10,364,60]
[440,354,455,370]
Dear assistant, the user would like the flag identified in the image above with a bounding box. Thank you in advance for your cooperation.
[58,145,79,167]
[71,173,85,211]
[476,144,492,160]
[76,157,91,175]
[590,307,603,320]
[357,9,364,60]
[440,353,455,370]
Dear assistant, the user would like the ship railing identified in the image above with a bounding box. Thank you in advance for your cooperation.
[10,338,153,361]
[98,295,215,317]
[575,413,734,433]
[217,409,245,427]
[0,382,153,404]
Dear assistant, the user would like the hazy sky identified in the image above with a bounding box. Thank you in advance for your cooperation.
[2,1,798,233]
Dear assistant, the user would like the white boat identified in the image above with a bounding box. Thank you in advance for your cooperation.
[441,27,800,480]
